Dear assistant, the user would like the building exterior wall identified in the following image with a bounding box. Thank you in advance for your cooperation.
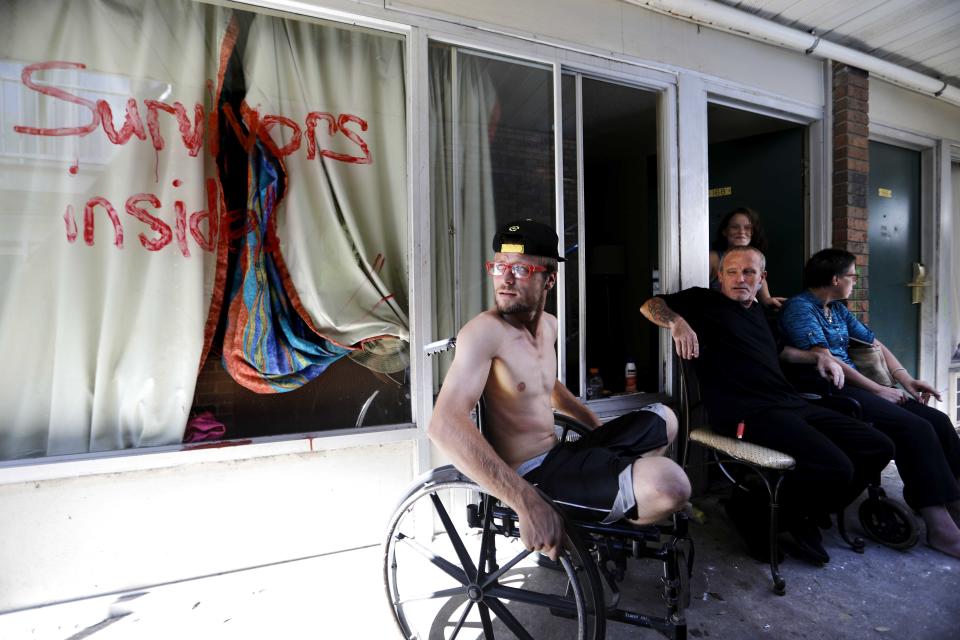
[0,438,416,610]
[870,78,960,142]
[387,0,824,106]
[0,0,957,615]
[832,64,871,320]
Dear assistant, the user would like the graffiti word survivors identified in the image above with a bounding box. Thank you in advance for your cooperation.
[13,61,372,164]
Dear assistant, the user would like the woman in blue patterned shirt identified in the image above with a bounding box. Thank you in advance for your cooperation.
[780,248,960,559]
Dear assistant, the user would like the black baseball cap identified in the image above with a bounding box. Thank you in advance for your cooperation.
[491,219,565,262]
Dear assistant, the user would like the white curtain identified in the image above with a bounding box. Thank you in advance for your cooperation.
[0,0,229,458]
[430,45,456,352]
[457,54,502,328]
[431,49,498,351]
[241,16,408,347]
[952,163,960,358]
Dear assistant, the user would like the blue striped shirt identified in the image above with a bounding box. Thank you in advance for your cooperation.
[779,290,875,368]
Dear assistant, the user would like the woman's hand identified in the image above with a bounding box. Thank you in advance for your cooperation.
[763,296,786,310]
[874,385,908,405]
[902,378,941,405]
[812,351,844,389]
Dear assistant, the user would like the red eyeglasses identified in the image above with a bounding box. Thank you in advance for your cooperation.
[485,261,548,279]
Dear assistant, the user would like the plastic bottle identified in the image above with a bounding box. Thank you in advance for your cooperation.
[587,368,603,400]
[624,361,637,393]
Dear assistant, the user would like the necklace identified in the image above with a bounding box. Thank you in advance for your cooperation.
[823,306,832,321]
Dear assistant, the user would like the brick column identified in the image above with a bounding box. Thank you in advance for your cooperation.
[832,62,870,321]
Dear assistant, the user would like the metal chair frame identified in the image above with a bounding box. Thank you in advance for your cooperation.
[677,358,793,595]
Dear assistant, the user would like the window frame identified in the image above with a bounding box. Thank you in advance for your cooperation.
[0,0,420,474]
[1,0,843,476]
[421,29,678,408]
[557,68,678,401]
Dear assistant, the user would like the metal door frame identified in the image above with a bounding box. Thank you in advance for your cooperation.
[945,145,960,421]
[869,123,939,389]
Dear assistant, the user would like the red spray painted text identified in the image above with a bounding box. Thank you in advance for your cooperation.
[14,61,373,163]
[13,61,375,254]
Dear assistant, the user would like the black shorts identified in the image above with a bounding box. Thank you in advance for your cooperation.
[522,405,668,522]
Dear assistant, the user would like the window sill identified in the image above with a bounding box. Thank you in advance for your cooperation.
[586,391,671,421]
[0,423,420,485]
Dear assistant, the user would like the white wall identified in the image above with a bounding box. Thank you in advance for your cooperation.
[870,78,960,141]
[0,440,416,611]
[385,0,823,106]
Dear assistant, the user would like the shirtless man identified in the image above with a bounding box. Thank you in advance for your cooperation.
[428,219,691,561]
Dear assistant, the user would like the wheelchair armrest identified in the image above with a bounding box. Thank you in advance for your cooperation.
[782,362,863,418]
[781,362,831,394]
[553,412,592,442]
[424,337,456,356]
[806,394,863,420]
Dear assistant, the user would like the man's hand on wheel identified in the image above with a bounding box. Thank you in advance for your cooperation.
[516,489,565,561]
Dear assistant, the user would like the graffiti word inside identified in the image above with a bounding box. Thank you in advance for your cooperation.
[65,178,222,256]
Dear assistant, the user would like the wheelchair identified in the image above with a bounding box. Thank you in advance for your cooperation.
[383,338,694,639]
[780,362,919,552]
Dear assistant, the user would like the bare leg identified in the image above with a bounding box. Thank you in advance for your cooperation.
[920,505,960,559]
[641,405,678,458]
[628,456,691,525]
[946,500,960,528]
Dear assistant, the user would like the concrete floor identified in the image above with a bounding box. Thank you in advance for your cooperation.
[3,462,958,640]
[667,463,960,640]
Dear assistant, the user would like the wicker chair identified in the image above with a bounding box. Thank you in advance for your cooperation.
[678,358,795,595]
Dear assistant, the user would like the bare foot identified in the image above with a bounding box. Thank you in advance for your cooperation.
[921,506,960,559]
[946,500,960,528]
[926,534,960,559]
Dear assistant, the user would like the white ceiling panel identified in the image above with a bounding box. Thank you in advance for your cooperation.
[714,0,960,87]
[864,6,960,51]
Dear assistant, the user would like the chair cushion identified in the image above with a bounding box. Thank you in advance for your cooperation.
[690,427,795,470]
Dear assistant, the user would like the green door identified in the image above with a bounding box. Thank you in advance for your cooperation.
[868,142,921,372]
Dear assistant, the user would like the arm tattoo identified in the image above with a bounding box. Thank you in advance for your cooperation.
[644,298,678,328]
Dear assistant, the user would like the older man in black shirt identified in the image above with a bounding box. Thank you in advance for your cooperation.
[641,246,894,563]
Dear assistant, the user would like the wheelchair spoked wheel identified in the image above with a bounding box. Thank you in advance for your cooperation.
[384,466,606,639]
[858,497,919,550]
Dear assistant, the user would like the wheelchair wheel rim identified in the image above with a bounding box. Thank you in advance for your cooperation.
[383,479,605,639]
[858,499,919,549]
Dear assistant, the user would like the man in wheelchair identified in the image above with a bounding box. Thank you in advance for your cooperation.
[428,218,692,561]
[640,245,895,564]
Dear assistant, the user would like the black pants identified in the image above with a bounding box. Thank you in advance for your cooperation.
[836,387,960,510]
[721,403,895,524]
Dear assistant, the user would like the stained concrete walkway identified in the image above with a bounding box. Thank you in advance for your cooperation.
[653,462,959,639]
[3,462,958,640]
